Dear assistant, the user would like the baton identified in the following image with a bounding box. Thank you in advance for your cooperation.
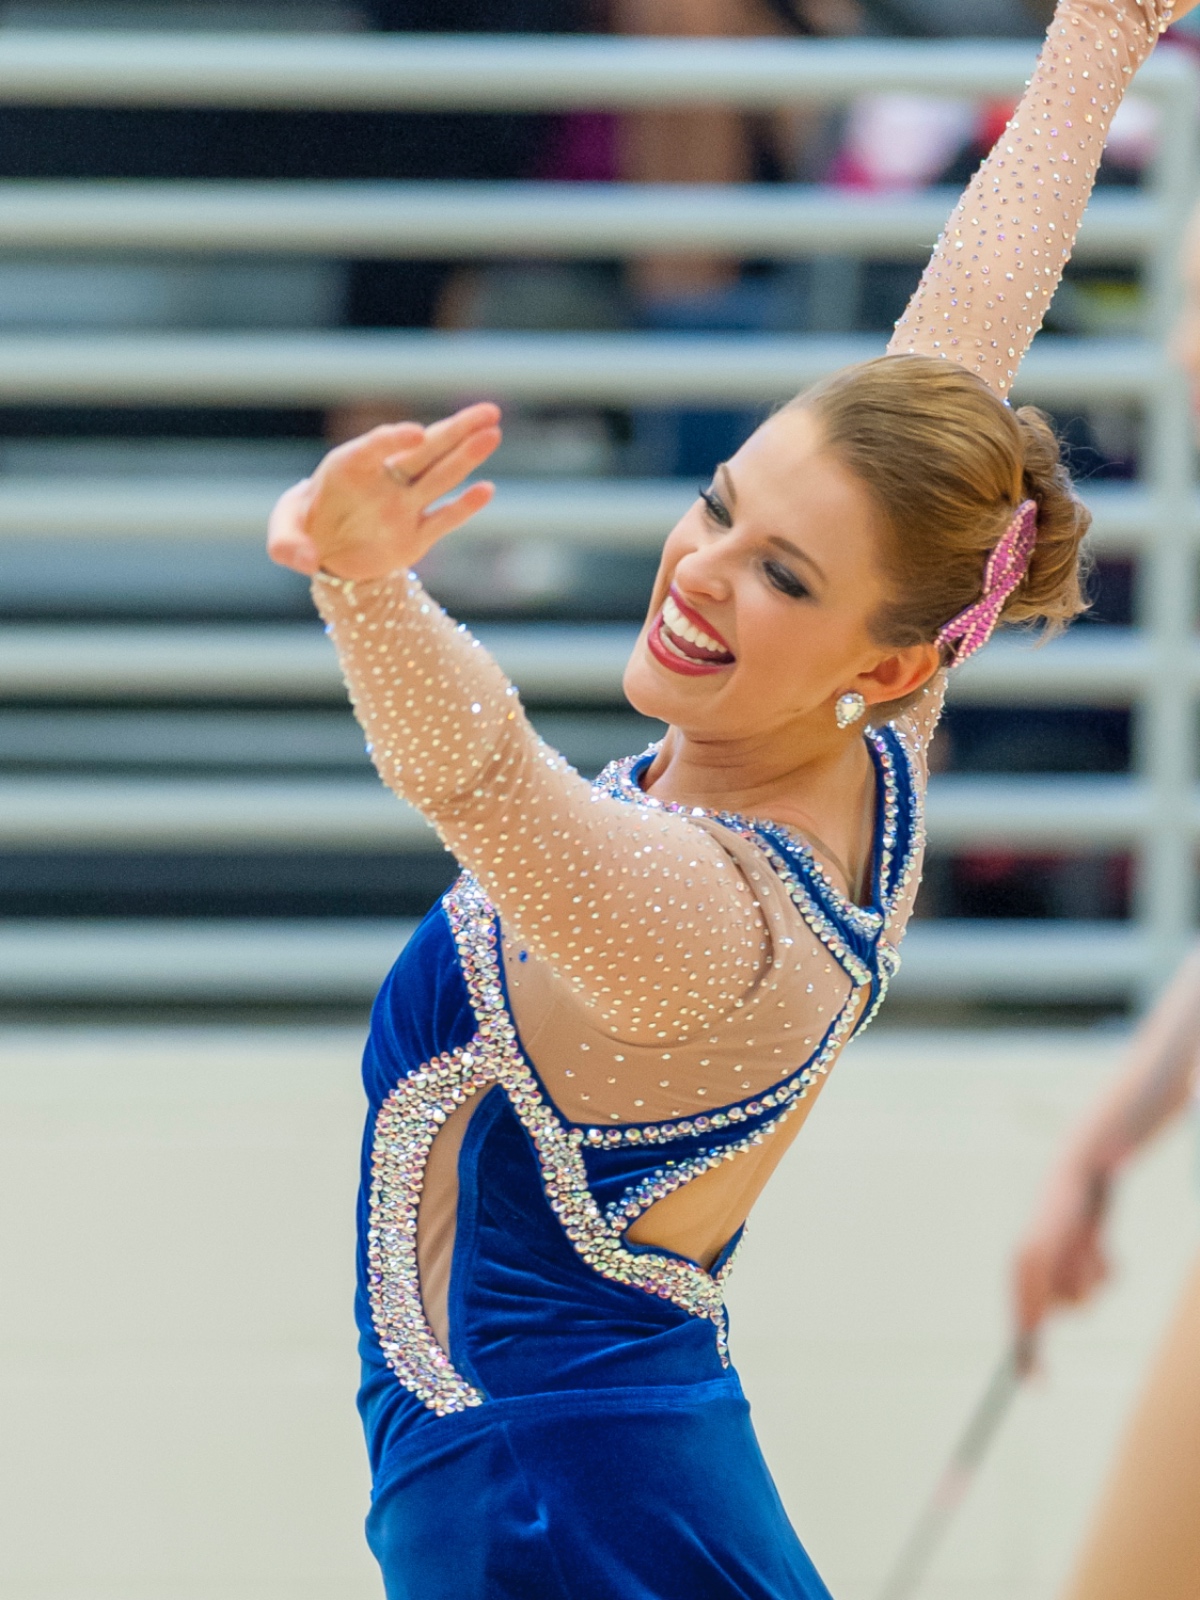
[876,1335,1034,1600]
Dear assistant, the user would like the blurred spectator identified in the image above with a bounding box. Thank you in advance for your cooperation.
[615,0,858,307]
[613,0,861,476]
[854,0,1045,33]
[348,0,595,333]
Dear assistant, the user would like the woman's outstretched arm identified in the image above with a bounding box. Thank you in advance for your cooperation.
[271,410,779,1049]
[891,1,1184,398]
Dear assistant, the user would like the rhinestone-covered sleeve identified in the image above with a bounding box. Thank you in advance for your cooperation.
[313,567,776,1041]
[890,1,1170,397]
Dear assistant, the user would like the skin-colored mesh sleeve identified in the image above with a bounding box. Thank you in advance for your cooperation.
[890,673,947,791]
[313,568,778,1043]
[890,1,1170,398]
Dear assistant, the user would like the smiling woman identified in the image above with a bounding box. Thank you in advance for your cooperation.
[264,4,1190,1597]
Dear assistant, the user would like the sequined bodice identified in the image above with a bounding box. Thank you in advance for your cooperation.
[358,726,921,1433]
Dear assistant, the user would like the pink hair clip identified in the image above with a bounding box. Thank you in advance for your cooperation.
[935,499,1038,669]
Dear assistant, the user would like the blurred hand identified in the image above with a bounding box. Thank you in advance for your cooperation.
[267,402,502,582]
[1013,1152,1114,1343]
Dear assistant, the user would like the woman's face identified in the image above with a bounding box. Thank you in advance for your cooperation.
[623,406,928,746]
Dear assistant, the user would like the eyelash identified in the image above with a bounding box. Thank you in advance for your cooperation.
[698,484,730,527]
[763,560,809,600]
[699,484,809,600]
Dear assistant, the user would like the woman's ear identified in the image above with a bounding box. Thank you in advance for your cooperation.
[857,641,941,708]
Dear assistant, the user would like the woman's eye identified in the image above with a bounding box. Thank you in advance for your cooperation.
[698,485,731,527]
[764,560,809,600]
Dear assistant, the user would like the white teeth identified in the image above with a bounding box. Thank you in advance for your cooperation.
[663,595,725,654]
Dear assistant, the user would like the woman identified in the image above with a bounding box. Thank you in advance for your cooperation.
[268,4,1185,1594]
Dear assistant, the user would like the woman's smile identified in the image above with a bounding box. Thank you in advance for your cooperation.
[646,586,736,677]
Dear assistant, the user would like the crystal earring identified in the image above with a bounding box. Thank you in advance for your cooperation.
[835,691,866,730]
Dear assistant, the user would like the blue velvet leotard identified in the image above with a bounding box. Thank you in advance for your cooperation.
[354,738,920,1600]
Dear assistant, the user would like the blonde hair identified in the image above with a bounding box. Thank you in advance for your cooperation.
[793,354,1091,709]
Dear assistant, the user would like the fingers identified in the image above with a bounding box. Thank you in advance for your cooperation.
[1061,1239,1110,1304]
[403,425,502,507]
[1014,1223,1110,1344]
[276,404,503,580]
[318,420,427,488]
[417,481,496,547]
[381,402,502,487]
[1014,1247,1050,1338]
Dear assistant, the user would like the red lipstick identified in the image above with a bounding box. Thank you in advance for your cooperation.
[646,586,736,677]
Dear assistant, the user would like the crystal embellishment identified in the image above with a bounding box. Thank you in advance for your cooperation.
[367,726,924,1415]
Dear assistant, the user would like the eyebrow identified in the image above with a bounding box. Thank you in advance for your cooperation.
[716,461,828,586]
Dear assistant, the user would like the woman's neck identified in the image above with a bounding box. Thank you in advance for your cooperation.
[642,723,877,902]
[644,722,866,814]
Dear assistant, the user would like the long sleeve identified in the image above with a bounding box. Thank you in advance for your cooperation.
[890,1,1170,398]
[314,568,777,1044]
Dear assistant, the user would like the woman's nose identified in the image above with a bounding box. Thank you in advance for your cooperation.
[672,541,733,604]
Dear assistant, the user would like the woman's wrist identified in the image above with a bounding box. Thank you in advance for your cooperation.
[312,564,415,594]
[1058,1,1171,70]
[1064,1128,1127,1193]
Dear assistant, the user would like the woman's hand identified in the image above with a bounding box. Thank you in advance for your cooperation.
[267,402,502,582]
[1067,0,1200,42]
[1013,1150,1114,1342]
[1132,0,1200,27]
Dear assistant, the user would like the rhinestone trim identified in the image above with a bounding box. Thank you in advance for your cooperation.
[367,1042,491,1417]
[445,875,730,1346]
[367,725,924,1413]
[577,724,922,1153]
[595,727,902,939]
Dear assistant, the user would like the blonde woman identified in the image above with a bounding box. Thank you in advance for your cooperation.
[268,4,1187,1595]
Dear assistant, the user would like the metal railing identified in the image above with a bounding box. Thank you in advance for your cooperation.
[0,180,1159,257]
[0,32,1196,1004]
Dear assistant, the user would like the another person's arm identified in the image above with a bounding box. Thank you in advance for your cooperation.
[1014,945,1200,1337]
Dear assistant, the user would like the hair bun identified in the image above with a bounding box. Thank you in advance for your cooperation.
[796,357,1094,716]
[1006,404,1092,631]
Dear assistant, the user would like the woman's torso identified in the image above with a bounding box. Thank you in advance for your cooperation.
[356,724,925,1471]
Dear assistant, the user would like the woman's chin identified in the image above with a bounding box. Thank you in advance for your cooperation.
[623,647,725,728]
[622,655,661,721]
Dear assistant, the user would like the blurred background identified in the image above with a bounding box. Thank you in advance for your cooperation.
[1,2,1199,1598]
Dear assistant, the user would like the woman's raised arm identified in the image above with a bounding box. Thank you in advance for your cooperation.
[891,1,1182,397]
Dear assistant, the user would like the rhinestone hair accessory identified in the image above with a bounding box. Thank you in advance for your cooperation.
[936,499,1039,669]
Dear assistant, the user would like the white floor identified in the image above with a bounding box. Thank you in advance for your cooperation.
[0,1025,1194,1600]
